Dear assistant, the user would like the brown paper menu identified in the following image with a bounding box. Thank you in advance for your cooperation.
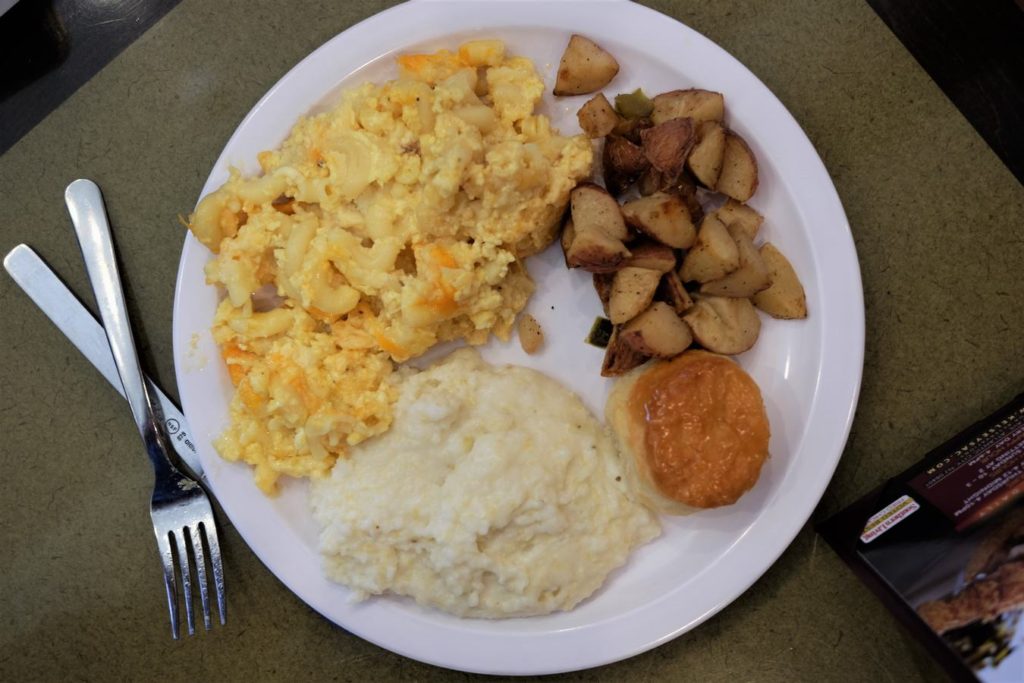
[908,410,1024,532]
[820,392,1024,683]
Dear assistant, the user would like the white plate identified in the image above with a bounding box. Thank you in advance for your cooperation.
[172,0,864,674]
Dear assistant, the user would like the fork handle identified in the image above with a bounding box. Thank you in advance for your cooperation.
[65,179,178,479]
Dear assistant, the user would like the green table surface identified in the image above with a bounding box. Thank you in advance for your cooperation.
[2,1,1022,680]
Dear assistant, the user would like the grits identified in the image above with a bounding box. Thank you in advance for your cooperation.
[187,40,592,493]
[310,349,661,618]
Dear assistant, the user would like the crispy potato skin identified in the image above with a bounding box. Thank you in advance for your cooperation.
[603,136,649,195]
[566,229,630,272]
[601,326,649,377]
[657,270,694,314]
[636,172,703,225]
[640,118,695,177]
[612,116,654,145]
[637,166,676,197]
[593,272,614,315]
[623,241,677,272]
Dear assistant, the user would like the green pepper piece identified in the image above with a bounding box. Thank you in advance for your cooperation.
[614,89,654,120]
[586,317,614,348]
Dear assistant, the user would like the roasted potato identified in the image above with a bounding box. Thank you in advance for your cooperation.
[715,130,758,202]
[637,166,678,196]
[714,199,763,240]
[621,192,697,249]
[560,217,576,266]
[640,118,695,177]
[593,272,614,315]
[603,135,650,195]
[674,178,705,224]
[683,295,761,355]
[601,326,649,377]
[562,79,803,375]
[651,89,725,125]
[565,183,632,271]
[565,228,630,272]
[518,314,544,354]
[679,215,740,282]
[609,266,662,324]
[635,170,702,219]
[700,226,771,297]
[577,93,619,138]
[657,270,695,314]
[570,183,629,241]
[752,243,808,319]
[621,302,694,358]
[623,241,677,272]
[612,115,653,144]
[686,121,726,188]
[554,35,620,96]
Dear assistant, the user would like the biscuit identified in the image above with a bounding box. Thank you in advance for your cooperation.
[607,350,770,512]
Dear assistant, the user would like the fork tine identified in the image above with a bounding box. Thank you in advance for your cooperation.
[201,519,227,625]
[188,524,213,631]
[172,530,196,636]
[155,530,179,640]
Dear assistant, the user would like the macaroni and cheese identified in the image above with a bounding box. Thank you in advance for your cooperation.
[189,40,593,493]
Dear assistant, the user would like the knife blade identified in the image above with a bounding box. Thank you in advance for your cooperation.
[3,244,205,480]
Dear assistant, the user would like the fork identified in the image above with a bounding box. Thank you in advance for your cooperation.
[65,179,226,638]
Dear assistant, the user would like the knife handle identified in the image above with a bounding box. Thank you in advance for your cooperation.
[3,243,205,480]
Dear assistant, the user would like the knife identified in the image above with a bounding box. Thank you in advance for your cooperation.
[3,244,206,480]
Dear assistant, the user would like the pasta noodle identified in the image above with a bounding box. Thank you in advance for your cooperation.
[188,40,592,494]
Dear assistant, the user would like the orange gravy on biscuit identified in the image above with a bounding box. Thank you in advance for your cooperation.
[629,351,770,508]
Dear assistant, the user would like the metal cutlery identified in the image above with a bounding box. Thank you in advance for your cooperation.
[2,244,204,480]
[64,179,225,638]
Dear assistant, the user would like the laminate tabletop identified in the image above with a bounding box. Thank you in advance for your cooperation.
[1,1,1022,681]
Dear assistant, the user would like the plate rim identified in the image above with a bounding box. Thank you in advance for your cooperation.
[172,0,865,674]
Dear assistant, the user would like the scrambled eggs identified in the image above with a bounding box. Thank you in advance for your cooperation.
[311,349,660,617]
[189,40,592,493]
